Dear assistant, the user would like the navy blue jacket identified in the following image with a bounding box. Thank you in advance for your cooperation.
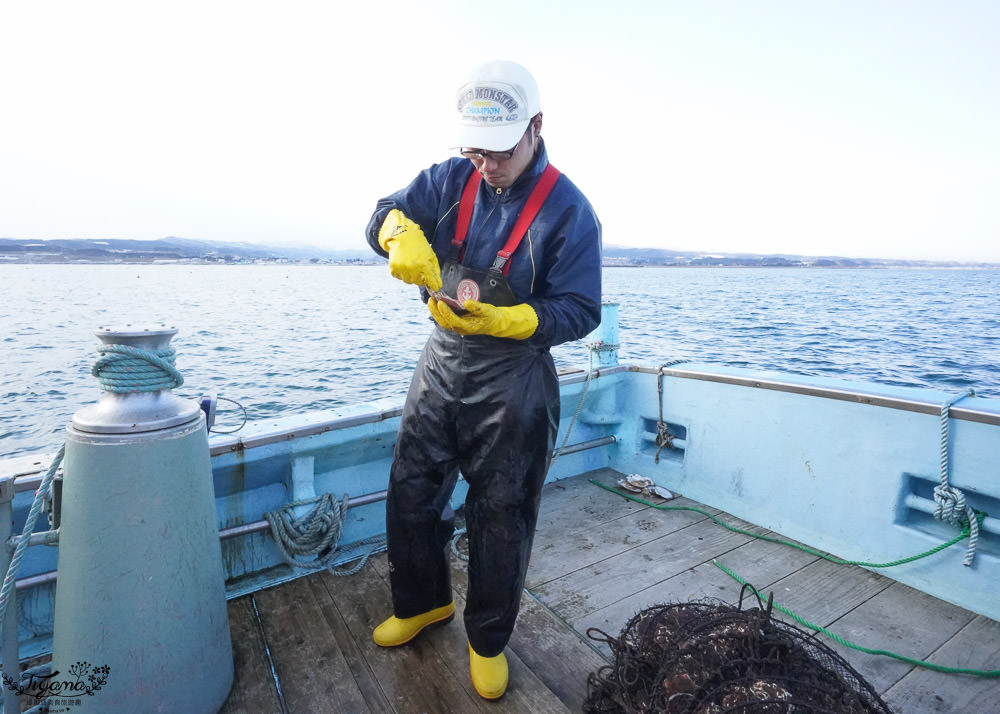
[366,143,602,348]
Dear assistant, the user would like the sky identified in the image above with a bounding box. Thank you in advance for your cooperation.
[1,1,998,262]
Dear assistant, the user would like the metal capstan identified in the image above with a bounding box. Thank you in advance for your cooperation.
[51,325,233,713]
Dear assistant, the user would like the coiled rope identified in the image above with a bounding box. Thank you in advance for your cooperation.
[451,527,469,561]
[92,344,184,392]
[266,493,349,569]
[933,389,980,566]
[264,493,386,575]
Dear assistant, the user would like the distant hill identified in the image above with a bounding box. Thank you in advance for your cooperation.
[0,237,372,263]
[0,237,994,268]
[599,244,997,269]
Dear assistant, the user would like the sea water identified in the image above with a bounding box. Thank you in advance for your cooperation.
[1,264,997,459]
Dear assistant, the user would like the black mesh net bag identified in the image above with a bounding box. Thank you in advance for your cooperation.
[583,587,893,713]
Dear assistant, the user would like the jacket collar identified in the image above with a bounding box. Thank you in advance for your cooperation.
[496,140,549,201]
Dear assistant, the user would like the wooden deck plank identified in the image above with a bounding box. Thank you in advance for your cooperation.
[252,575,375,713]
[531,516,752,621]
[710,531,824,594]
[764,557,893,628]
[527,495,717,589]
[883,614,1000,713]
[307,572,396,714]
[431,596,573,713]
[505,590,608,712]
[319,556,484,714]
[345,552,576,712]
[432,552,604,712]
[819,580,977,695]
[568,534,824,657]
[535,469,647,532]
[219,596,284,714]
[534,467,711,536]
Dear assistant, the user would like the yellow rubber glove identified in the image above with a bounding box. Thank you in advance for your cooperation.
[428,297,538,340]
[377,209,442,291]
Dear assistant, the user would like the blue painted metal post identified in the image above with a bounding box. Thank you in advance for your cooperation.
[291,455,317,519]
[588,302,620,367]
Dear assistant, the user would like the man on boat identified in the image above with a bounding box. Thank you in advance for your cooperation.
[365,59,602,700]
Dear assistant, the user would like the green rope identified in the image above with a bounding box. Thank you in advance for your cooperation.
[589,480,981,568]
[714,561,1000,678]
[590,479,999,678]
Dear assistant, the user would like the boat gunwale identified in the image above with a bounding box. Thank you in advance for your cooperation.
[5,362,997,491]
[203,363,999,456]
[640,364,1000,426]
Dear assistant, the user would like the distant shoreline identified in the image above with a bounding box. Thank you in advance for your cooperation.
[1,258,996,270]
[1,237,996,269]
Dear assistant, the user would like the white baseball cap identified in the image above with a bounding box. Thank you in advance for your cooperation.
[454,60,541,151]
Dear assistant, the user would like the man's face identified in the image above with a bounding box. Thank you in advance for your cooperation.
[463,116,541,189]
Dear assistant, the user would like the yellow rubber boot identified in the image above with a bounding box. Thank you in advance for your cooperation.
[468,642,508,699]
[372,602,455,647]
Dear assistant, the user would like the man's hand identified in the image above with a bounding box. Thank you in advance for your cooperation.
[378,209,442,291]
[428,297,538,340]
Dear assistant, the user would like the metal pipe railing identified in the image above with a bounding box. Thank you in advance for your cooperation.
[218,489,389,541]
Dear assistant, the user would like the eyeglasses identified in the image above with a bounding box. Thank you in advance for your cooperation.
[460,124,531,163]
[460,144,518,162]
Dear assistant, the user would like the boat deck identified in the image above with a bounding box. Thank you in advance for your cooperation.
[218,468,999,713]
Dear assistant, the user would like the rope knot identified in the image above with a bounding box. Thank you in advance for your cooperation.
[654,420,674,462]
[653,360,686,464]
[932,484,967,524]
[934,389,980,566]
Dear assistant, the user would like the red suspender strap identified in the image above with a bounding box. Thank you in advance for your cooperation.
[453,163,562,273]
[453,169,482,247]
[497,164,561,275]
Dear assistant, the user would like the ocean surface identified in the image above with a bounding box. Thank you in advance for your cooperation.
[2,264,997,459]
